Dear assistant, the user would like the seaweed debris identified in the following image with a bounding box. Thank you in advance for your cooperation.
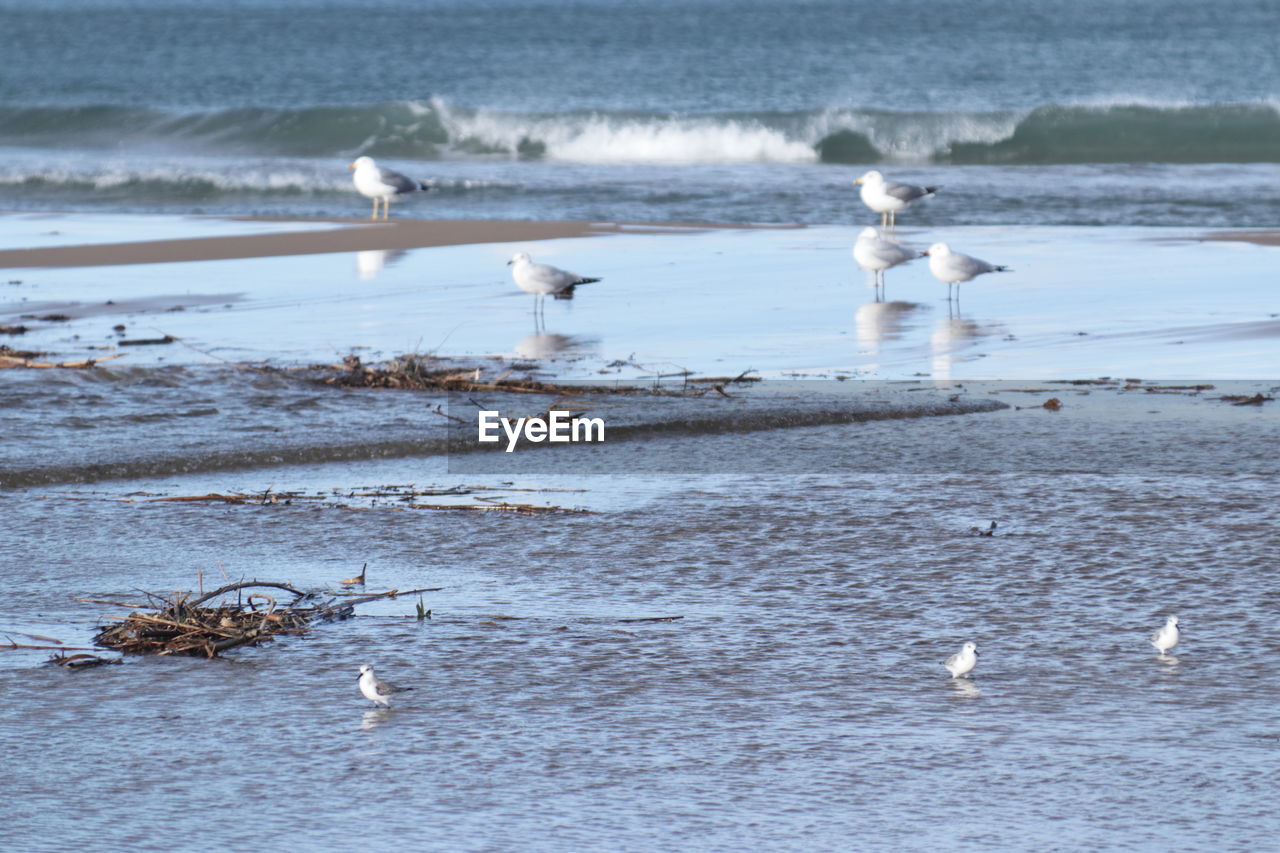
[91,580,433,658]
[1219,393,1274,406]
[311,353,755,397]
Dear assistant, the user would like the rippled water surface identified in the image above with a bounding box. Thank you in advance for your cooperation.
[3,387,1278,851]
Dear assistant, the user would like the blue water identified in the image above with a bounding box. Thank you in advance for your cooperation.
[1,0,1278,224]
[5,6,1280,851]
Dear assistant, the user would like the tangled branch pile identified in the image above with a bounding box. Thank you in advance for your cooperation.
[92,580,423,658]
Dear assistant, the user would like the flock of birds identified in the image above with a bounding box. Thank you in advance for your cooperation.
[345,161,1178,700]
[851,170,1011,302]
[348,157,1010,314]
[357,616,1184,706]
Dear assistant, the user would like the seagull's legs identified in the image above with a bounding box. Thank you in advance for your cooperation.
[370,199,379,220]
[382,199,391,221]
[880,211,887,232]
[889,210,896,232]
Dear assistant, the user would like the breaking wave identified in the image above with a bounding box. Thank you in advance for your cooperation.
[1,98,1278,168]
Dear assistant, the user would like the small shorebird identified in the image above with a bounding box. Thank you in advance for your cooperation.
[924,243,1012,301]
[969,521,998,537]
[349,156,429,220]
[1150,615,1180,654]
[853,226,924,300]
[508,252,601,327]
[358,664,412,708]
[944,641,978,678]
[854,170,938,231]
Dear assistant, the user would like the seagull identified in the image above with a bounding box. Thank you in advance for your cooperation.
[357,664,412,708]
[1150,615,1180,654]
[508,252,601,326]
[854,170,938,231]
[944,641,978,678]
[924,243,1011,301]
[853,226,924,300]
[348,156,429,220]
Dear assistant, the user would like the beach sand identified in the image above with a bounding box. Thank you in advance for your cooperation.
[0,216,796,268]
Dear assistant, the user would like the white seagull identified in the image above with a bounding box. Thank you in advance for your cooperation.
[853,226,924,299]
[944,641,978,678]
[357,664,412,708]
[854,170,938,231]
[1150,615,1180,655]
[508,252,601,325]
[348,156,429,220]
[924,243,1012,301]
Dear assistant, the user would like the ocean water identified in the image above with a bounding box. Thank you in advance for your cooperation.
[5,4,1280,851]
[1,0,1278,224]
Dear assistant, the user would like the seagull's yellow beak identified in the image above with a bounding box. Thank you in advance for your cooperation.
[854,177,864,185]
[348,162,358,170]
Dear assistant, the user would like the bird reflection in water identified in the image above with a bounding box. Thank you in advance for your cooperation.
[930,315,1003,379]
[513,332,599,362]
[354,249,407,281]
[855,300,925,353]
[360,709,393,731]
[949,679,982,698]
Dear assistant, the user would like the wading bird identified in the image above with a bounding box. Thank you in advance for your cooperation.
[853,226,924,300]
[508,252,601,327]
[358,664,412,708]
[854,170,938,231]
[1150,615,1180,655]
[349,156,429,220]
[924,243,1011,302]
[944,641,978,678]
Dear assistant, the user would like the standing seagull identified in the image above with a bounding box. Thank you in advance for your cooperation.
[944,641,978,678]
[924,243,1011,301]
[853,226,924,300]
[1150,615,1181,655]
[357,664,412,708]
[349,156,429,220]
[854,170,938,232]
[508,252,601,327]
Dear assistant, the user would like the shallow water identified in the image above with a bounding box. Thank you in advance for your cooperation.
[3,389,1278,851]
[4,216,1279,383]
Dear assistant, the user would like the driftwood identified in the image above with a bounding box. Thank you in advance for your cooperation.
[49,653,121,669]
[312,353,755,397]
[91,581,435,658]
[0,353,126,369]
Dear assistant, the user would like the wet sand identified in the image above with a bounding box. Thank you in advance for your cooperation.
[0,216,791,269]
[1200,229,1280,247]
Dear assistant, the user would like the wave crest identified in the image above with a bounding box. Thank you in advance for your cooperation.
[1,99,1277,168]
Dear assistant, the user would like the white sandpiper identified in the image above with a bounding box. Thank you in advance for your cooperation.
[944,641,978,678]
[853,226,924,299]
[924,243,1012,301]
[853,170,938,232]
[1150,615,1180,654]
[508,252,602,326]
[358,664,412,708]
[348,156,429,220]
